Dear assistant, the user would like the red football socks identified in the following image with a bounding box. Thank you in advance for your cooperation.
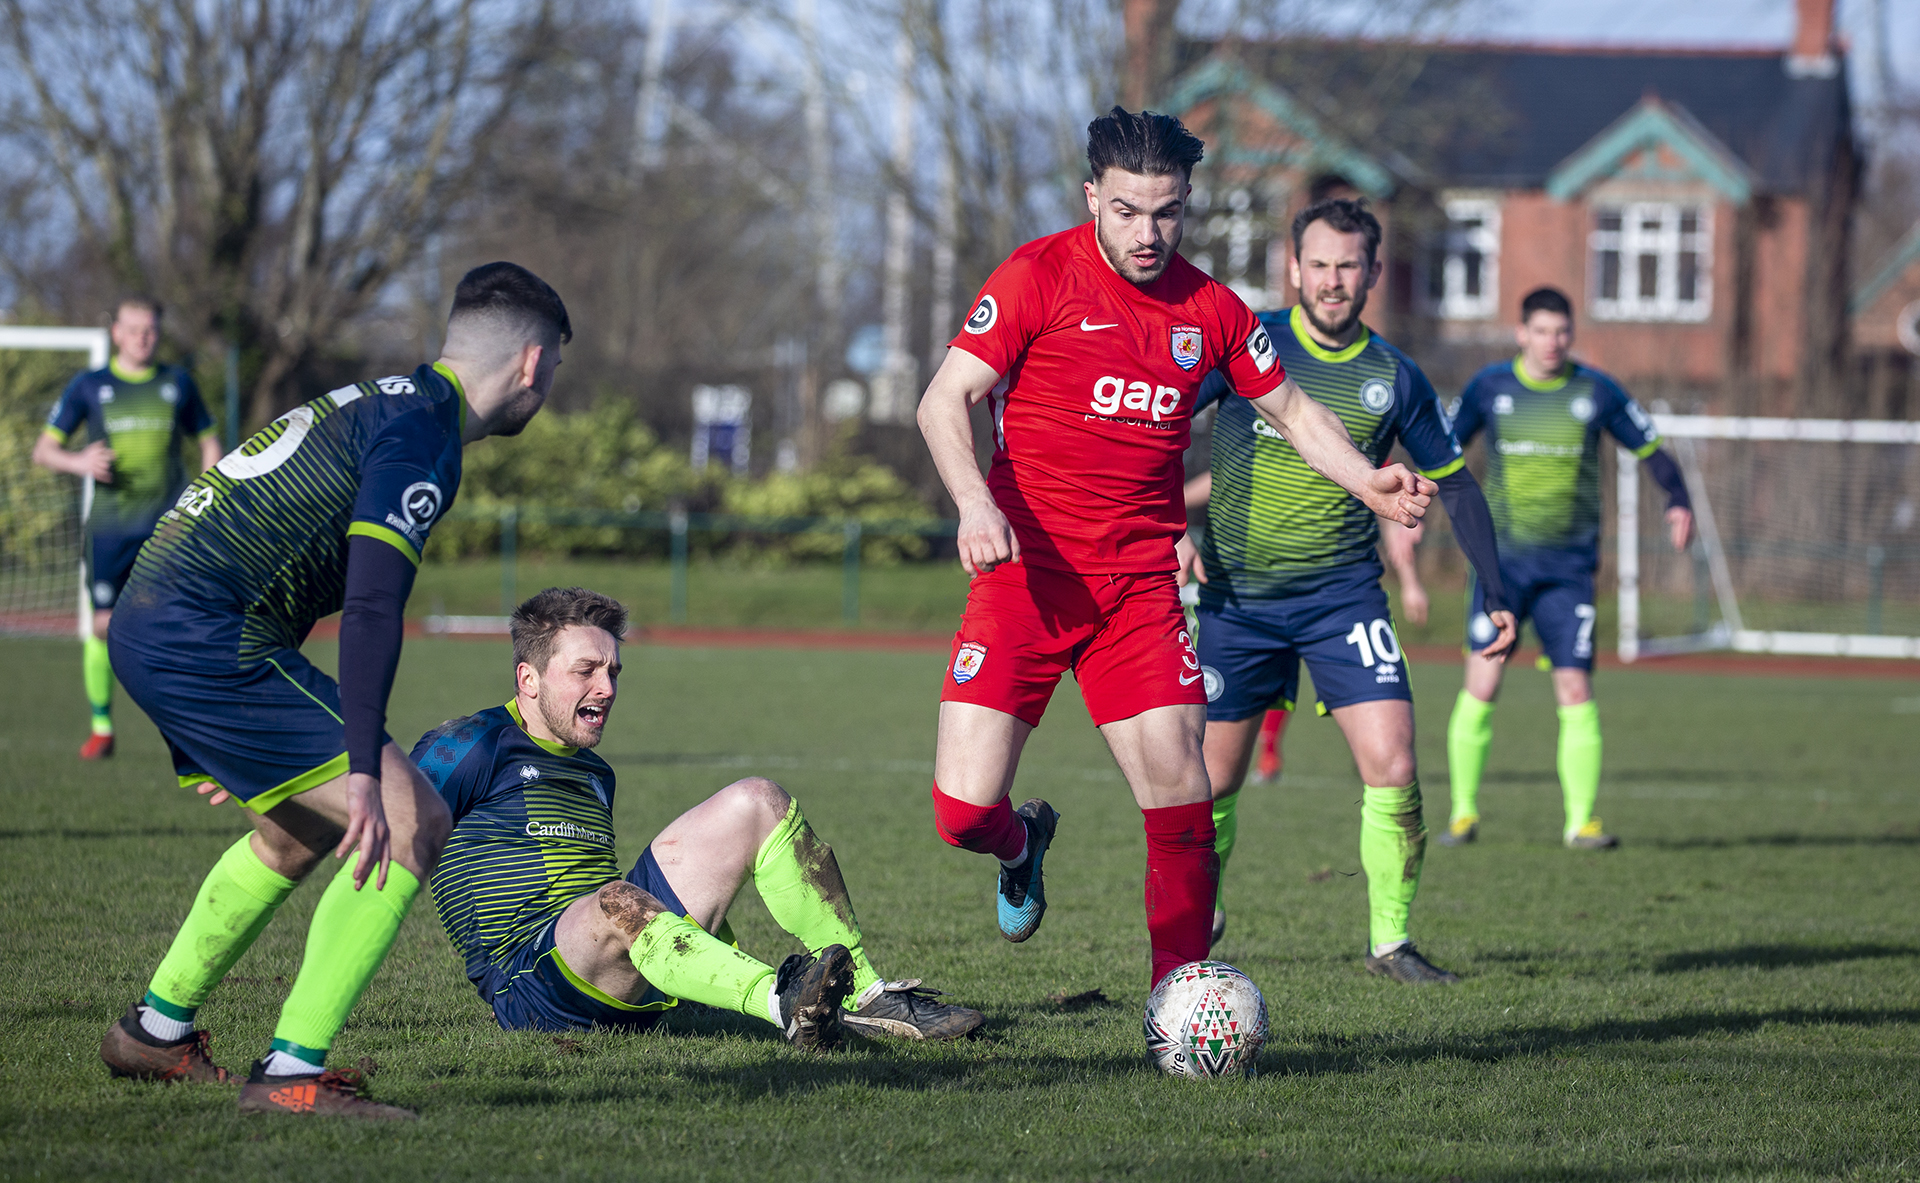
[1142,800,1218,986]
[930,783,1028,862]
[1257,708,1289,780]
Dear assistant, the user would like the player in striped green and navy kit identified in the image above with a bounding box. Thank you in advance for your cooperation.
[416,587,983,1048]
[32,298,221,759]
[97,263,568,1120]
[1183,199,1517,984]
[1442,286,1693,850]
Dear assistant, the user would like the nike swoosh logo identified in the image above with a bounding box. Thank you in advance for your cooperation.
[1178,673,1202,685]
[1079,317,1118,331]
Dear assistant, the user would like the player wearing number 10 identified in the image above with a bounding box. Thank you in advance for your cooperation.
[1181,199,1518,985]
[98,262,568,1119]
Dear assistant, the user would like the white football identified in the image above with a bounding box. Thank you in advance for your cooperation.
[1143,960,1268,1079]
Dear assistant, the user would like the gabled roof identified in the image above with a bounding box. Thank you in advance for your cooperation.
[1545,95,1758,203]
[1851,222,1920,317]
[1159,58,1398,198]
[1397,45,1850,194]
[1166,41,1852,197]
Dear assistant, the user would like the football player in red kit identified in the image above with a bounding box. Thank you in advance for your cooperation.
[915,107,1437,988]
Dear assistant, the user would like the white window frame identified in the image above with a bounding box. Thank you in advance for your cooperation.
[1429,197,1501,320]
[1590,202,1711,322]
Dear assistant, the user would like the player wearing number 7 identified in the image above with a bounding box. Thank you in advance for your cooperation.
[1440,286,1693,851]
[98,262,568,1119]
[1180,199,1518,985]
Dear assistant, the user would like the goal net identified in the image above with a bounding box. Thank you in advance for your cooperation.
[0,327,109,638]
[1619,414,1920,661]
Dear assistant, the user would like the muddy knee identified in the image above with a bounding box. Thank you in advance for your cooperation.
[597,881,669,937]
[721,776,792,823]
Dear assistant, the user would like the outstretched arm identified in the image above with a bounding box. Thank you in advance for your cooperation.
[1245,377,1434,527]
[1433,471,1517,660]
[916,348,1016,577]
[335,534,420,890]
[1641,448,1695,551]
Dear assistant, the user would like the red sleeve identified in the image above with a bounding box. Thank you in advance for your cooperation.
[1215,295,1286,399]
[948,251,1051,376]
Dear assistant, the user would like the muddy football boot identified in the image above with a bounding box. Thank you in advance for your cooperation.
[1436,816,1478,847]
[1364,944,1461,985]
[774,945,856,1052]
[1565,819,1619,850]
[100,1003,231,1083]
[238,1061,415,1119]
[842,979,985,1041]
[996,799,1059,943]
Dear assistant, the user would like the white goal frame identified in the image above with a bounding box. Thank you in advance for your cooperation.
[1617,413,1920,662]
[0,325,110,639]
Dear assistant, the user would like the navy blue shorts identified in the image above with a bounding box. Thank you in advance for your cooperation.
[109,601,380,811]
[477,848,688,1033]
[1195,566,1410,723]
[1468,549,1598,671]
[84,528,152,610]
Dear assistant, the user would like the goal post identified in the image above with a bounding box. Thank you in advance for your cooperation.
[1618,413,1920,662]
[0,326,109,640]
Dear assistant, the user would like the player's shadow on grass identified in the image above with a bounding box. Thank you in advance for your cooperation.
[1654,943,1920,973]
[1640,832,1920,850]
[1270,1005,1920,1076]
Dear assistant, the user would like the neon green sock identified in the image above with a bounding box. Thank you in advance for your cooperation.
[147,835,298,1016]
[83,635,113,734]
[1359,782,1426,951]
[1211,791,1240,908]
[1557,701,1602,839]
[1446,690,1494,823]
[751,799,879,1004]
[629,912,779,1022]
[269,856,418,1065]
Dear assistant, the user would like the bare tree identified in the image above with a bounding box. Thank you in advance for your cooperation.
[0,0,550,426]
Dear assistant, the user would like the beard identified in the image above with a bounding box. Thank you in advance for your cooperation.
[1300,282,1370,340]
[1096,219,1176,286]
[490,385,546,437]
[536,691,606,748]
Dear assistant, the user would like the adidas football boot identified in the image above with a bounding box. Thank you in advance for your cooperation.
[238,1061,414,1119]
[100,1003,231,1083]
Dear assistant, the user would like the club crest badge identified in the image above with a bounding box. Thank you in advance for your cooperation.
[1360,378,1394,413]
[951,641,988,684]
[1170,325,1203,371]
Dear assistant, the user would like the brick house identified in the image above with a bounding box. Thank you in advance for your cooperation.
[1159,0,1858,410]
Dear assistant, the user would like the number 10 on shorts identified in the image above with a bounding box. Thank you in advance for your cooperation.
[1344,618,1402,668]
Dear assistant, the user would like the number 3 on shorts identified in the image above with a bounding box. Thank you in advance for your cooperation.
[1344,618,1402,669]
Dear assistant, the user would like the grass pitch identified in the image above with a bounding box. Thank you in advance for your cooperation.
[2,632,1917,1181]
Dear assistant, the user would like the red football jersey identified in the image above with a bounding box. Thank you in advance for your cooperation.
[949,221,1287,574]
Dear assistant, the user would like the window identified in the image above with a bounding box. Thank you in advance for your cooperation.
[1185,185,1274,309]
[1590,203,1710,321]
[1427,198,1500,320]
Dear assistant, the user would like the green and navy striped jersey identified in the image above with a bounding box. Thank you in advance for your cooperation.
[1449,358,1660,555]
[44,362,215,533]
[120,363,464,663]
[413,701,620,983]
[1195,306,1465,598]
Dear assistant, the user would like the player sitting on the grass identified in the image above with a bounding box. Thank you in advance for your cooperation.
[1441,286,1693,850]
[414,587,984,1048]
[98,262,568,1120]
[1180,199,1518,984]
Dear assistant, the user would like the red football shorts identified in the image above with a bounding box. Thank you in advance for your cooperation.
[941,562,1206,728]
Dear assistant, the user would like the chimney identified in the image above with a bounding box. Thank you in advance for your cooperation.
[1786,0,1838,78]
[1120,0,1178,110]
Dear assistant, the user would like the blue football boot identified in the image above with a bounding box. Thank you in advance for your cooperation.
[996,799,1059,942]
